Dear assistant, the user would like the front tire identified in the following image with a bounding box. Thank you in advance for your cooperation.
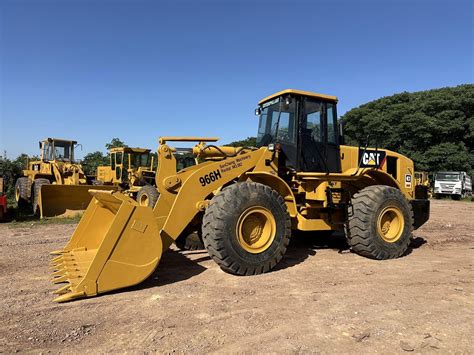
[202,182,291,275]
[347,185,413,260]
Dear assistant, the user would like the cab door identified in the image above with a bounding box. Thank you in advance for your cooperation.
[299,97,341,173]
[113,152,124,184]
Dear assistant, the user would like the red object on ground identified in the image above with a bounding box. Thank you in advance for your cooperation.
[0,195,7,221]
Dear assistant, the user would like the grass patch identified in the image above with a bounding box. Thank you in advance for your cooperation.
[4,206,82,227]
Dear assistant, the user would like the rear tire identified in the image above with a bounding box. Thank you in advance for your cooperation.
[202,182,291,275]
[347,185,413,260]
[15,177,30,209]
[175,231,205,251]
[33,178,51,215]
[136,185,159,208]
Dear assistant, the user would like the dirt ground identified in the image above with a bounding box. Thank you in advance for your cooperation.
[0,199,472,353]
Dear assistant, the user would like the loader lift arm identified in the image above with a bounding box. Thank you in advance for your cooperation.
[51,137,269,302]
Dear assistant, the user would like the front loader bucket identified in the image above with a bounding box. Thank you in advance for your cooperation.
[50,190,163,302]
[39,184,117,219]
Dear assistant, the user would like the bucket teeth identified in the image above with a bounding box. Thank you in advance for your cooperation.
[53,291,86,303]
[52,269,65,277]
[51,256,64,263]
[50,249,66,255]
[52,275,68,284]
[53,284,71,295]
[51,264,64,272]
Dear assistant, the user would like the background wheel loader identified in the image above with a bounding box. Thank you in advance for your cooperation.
[95,147,159,207]
[50,89,430,302]
[15,138,115,218]
[95,146,203,250]
[96,146,197,208]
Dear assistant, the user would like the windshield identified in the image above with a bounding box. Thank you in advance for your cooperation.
[256,97,297,147]
[51,141,73,161]
[129,153,150,168]
[436,172,460,181]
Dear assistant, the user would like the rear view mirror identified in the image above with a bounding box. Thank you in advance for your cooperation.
[255,107,262,116]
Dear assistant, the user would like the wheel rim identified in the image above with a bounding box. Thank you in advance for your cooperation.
[139,193,149,206]
[236,206,276,254]
[377,206,404,243]
[15,185,21,202]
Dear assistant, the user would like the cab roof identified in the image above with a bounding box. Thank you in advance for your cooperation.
[42,138,78,144]
[258,89,338,105]
[109,147,151,154]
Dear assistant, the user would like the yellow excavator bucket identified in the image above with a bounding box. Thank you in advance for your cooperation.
[50,190,163,302]
[39,184,117,218]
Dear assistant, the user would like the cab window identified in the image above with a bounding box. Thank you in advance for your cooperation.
[303,100,323,142]
[326,103,337,144]
[256,97,297,146]
[116,152,123,165]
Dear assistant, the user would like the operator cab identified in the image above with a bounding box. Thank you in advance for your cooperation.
[40,138,77,162]
[256,89,341,173]
[109,147,152,183]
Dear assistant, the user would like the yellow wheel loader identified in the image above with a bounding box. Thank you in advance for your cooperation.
[95,147,158,207]
[15,138,115,218]
[50,89,430,302]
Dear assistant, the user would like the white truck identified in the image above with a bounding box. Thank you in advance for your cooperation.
[434,171,472,200]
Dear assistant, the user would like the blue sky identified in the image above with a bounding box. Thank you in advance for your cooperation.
[1,0,472,158]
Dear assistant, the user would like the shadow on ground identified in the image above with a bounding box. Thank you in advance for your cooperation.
[126,250,209,293]
[403,236,427,256]
[102,232,428,298]
[274,231,349,271]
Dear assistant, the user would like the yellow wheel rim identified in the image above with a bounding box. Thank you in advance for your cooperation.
[15,185,21,202]
[139,193,149,207]
[377,206,404,243]
[236,206,276,254]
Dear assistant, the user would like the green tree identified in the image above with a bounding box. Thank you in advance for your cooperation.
[105,138,127,150]
[227,137,257,147]
[81,151,109,176]
[82,138,127,176]
[341,84,474,176]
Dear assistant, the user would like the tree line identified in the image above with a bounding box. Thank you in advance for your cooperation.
[341,84,473,177]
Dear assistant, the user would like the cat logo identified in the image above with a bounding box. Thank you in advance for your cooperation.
[358,149,386,168]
